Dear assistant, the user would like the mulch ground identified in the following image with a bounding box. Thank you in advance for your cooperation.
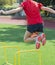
[0,16,55,29]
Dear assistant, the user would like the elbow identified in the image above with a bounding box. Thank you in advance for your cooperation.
[41,6,49,11]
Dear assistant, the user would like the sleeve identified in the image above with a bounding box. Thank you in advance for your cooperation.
[38,3,43,9]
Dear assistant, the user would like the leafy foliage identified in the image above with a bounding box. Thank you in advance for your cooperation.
[35,0,55,6]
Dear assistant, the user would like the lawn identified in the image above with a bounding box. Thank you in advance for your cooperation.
[0,24,55,65]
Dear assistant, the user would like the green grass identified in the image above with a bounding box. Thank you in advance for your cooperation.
[0,24,55,65]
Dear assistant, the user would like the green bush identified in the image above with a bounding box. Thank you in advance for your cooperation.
[3,4,16,10]
[0,4,17,10]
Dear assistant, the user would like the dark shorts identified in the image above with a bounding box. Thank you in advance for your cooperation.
[27,23,44,33]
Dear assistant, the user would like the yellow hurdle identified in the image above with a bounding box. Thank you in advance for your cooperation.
[0,46,20,65]
[0,46,42,65]
[16,49,42,65]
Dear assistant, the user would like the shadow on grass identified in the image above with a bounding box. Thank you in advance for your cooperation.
[0,25,26,42]
[44,28,55,40]
[0,25,55,43]
[44,28,55,45]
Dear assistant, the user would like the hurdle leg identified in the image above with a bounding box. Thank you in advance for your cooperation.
[17,49,42,65]
[38,49,42,65]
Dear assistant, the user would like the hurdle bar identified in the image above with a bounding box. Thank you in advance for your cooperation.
[15,49,42,65]
[0,46,20,65]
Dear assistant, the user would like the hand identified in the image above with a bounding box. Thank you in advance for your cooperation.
[0,10,2,14]
[1,10,6,14]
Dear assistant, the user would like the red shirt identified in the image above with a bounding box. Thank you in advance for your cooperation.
[21,1,43,25]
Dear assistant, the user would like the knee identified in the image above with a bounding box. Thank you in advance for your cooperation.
[24,38,28,43]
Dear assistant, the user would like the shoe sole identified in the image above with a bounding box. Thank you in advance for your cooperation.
[35,35,41,49]
[42,38,46,46]
[36,42,40,49]
[41,33,46,46]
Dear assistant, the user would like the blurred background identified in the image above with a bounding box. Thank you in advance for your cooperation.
[0,0,55,18]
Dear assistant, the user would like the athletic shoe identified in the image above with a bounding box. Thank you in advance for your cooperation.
[35,36,41,49]
[40,33,46,46]
[42,38,46,46]
[36,41,40,49]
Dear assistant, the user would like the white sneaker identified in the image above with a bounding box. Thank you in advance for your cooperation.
[40,33,46,46]
[36,41,40,49]
[35,36,41,49]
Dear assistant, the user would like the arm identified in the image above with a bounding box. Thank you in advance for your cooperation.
[41,6,55,14]
[1,6,23,14]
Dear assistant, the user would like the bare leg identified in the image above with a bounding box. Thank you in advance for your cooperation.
[31,32,38,38]
[24,30,39,42]
[24,31,46,49]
